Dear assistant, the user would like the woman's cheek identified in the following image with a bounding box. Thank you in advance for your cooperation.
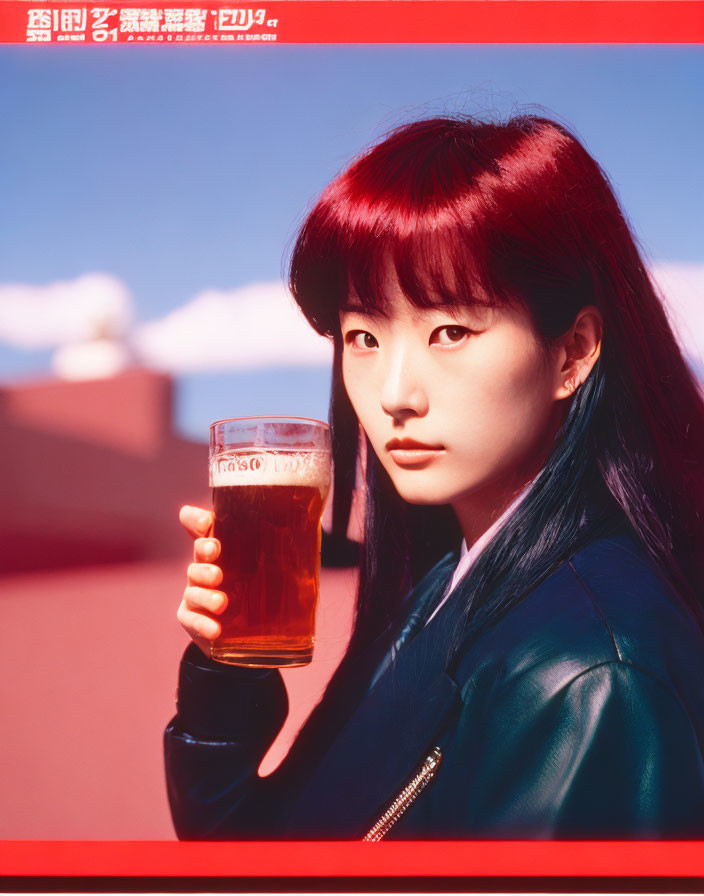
[343,360,374,432]
[342,357,360,412]
[490,370,557,470]
[461,366,545,471]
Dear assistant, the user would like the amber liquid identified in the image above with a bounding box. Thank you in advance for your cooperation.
[210,483,326,666]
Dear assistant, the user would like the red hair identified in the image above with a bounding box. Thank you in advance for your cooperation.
[290,115,704,639]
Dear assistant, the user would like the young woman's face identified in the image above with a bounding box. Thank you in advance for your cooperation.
[340,274,568,523]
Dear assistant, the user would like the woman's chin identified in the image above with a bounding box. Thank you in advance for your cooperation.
[392,482,459,506]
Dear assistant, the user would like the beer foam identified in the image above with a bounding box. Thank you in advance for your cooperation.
[210,449,331,489]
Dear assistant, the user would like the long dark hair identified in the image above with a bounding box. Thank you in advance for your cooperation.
[288,114,704,657]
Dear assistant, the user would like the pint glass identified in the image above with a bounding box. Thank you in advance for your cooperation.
[208,416,332,667]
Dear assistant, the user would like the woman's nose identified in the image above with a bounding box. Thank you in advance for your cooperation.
[380,348,429,420]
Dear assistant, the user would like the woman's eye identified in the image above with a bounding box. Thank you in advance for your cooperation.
[347,331,378,350]
[431,325,470,346]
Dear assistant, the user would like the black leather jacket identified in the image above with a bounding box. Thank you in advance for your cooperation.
[164,527,704,839]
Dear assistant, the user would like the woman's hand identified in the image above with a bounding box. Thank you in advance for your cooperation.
[178,504,228,658]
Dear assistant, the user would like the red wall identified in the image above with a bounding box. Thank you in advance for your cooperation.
[0,369,209,573]
[0,368,358,839]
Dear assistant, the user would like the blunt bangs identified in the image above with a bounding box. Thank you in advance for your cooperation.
[288,114,611,348]
[286,113,704,650]
[288,118,533,338]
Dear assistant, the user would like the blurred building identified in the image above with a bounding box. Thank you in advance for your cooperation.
[0,365,361,575]
[0,367,209,574]
[0,365,360,839]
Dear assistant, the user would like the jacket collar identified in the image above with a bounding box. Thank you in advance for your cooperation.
[279,551,463,838]
[367,550,459,691]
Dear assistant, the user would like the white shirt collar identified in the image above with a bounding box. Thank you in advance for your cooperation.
[424,479,535,626]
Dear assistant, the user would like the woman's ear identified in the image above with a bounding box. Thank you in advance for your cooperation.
[553,305,603,400]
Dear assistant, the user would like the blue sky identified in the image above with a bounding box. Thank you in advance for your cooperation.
[1,45,702,438]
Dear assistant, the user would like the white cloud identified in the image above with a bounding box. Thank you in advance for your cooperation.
[132,267,703,375]
[650,262,704,367]
[132,281,332,373]
[0,267,700,377]
[0,273,134,348]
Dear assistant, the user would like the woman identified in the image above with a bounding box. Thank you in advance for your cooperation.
[165,114,704,839]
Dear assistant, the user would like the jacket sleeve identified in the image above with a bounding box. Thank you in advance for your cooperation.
[163,642,289,840]
[400,659,704,838]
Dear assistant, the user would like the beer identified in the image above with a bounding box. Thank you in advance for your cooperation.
[209,446,331,666]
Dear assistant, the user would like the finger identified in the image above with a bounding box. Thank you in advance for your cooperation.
[183,585,228,615]
[180,505,214,539]
[177,604,221,642]
[187,562,223,589]
[194,537,221,563]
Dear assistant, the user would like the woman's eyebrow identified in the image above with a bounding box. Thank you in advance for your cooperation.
[339,302,386,318]
[440,302,494,323]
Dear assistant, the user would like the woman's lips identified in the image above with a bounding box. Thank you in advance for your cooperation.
[389,448,444,465]
[387,439,445,467]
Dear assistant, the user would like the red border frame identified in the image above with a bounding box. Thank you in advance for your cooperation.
[0,1,703,44]
[2,840,704,877]
[1,0,703,884]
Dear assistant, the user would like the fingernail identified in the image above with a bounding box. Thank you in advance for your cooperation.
[203,541,216,558]
[198,513,211,529]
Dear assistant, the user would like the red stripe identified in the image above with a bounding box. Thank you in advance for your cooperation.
[1,840,704,877]
[0,1,702,45]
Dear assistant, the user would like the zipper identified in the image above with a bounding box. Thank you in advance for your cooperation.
[363,746,442,841]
